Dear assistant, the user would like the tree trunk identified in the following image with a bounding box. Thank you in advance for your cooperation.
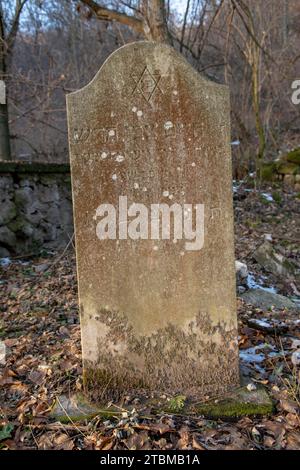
[0,8,11,161]
[80,0,172,44]
[0,99,11,161]
[251,46,265,183]
[141,0,172,43]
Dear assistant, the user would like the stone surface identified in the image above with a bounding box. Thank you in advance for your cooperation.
[0,165,73,255]
[67,41,239,400]
[253,241,297,278]
[0,247,10,258]
[0,226,16,248]
[235,260,248,284]
[194,386,273,419]
[50,394,109,423]
[51,387,273,422]
[241,289,299,311]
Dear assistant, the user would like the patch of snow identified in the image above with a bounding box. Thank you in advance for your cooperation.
[162,190,169,197]
[0,257,11,267]
[115,155,124,163]
[231,140,240,146]
[246,383,257,391]
[240,346,265,364]
[252,319,272,329]
[240,343,281,364]
[112,174,117,181]
[261,192,274,202]
[291,351,300,366]
[246,272,277,294]
[264,233,273,242]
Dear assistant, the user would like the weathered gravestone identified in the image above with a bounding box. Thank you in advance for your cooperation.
[67,42,239,400]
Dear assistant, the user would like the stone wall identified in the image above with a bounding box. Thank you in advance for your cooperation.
[0,162,73,257]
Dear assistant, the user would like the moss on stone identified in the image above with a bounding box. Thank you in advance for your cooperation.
[83,367,146,402]
[277,162,299,175]
[50,393,122,423]
[285,148,300,164]
[194,386,273,419]
[50,385,273,423]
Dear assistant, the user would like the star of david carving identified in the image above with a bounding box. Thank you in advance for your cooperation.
[131,66,162,103]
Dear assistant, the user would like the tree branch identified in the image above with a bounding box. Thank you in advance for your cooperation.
[80,0,144,35]
[7,0,28,51]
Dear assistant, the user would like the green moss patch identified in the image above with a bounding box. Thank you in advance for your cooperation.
[285,148,300,164]
[277,162,299,175]
[166,395,187,413]
[193,386,273,419]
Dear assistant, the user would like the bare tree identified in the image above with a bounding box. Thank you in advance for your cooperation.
[0,0,28,160]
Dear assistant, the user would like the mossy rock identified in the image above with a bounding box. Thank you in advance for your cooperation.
[194,386,273,419]
[50,386,273,423]
[50,394,121,423]
[277,161,299,175]
[147,387,273,420]
[285,148,300,164]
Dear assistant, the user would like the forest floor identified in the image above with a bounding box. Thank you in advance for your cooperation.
[0,182,299,450]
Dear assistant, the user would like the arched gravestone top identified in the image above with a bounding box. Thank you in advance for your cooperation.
[67,41,239,399]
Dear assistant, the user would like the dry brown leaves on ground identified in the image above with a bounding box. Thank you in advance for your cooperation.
[0,184,299,450]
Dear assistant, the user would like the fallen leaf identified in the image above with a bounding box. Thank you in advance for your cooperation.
[192,434,205,450]
[177,426,190,449]
[28,369,46,385]
[124,431,149,450]
[279,399,299,415]
[286,431,300,450]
